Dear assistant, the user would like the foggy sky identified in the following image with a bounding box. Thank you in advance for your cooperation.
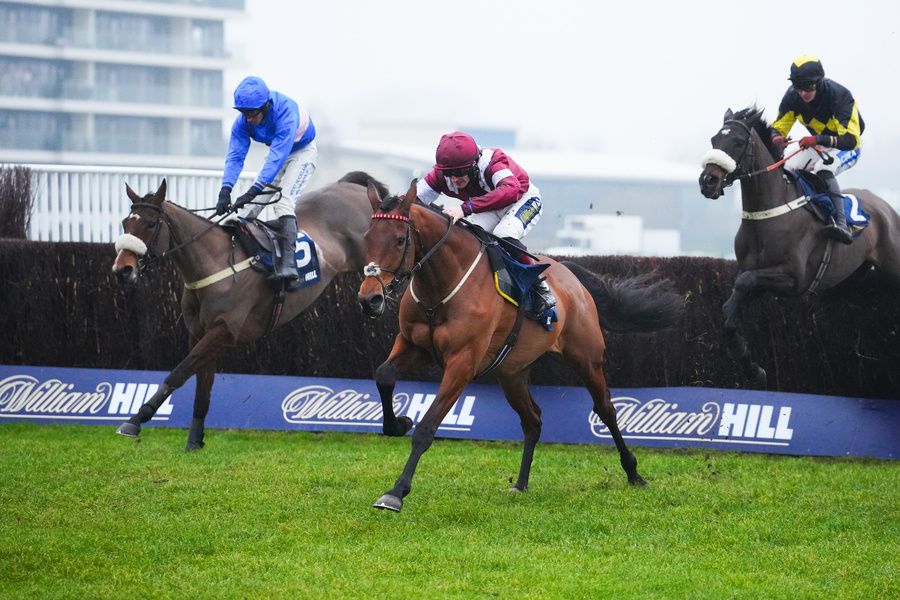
[225,1,900,196]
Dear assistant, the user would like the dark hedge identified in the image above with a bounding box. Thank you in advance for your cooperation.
[1,241,897,399]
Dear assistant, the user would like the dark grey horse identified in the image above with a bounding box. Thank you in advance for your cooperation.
[699,106,900,386]
[111,172,385,449]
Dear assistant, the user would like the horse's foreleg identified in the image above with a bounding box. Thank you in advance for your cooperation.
[375,334,429,437]
[497,372,542,492]
[186,362,215,451]
[117,323,233,439]
[723,269,795,388]
[373,351,476,512]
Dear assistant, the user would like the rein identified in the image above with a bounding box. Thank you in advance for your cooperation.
[739,146,805,180]
[128,202,219,265]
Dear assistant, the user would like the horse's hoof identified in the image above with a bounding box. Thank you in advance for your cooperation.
[116,422,140,438]
[185,440,204,452]
[629,475,649,487]
[507,486,526,493]
[398,416,413,434]
[383,416,414,437]
[372,494,403,512]
[750,365,767,389]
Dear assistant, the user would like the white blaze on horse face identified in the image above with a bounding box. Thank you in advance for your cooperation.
[115,233,148,257]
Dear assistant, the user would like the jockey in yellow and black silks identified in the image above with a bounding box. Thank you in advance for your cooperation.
[769,55,864,244]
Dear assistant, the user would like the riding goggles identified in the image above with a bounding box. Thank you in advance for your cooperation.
[792,81,817,93]
[239,106,266,118]
[442,167,472,178]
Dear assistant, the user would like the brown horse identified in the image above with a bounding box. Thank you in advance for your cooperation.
[357,181,684,512]
[111,172,385,449]
[699,106,900,386]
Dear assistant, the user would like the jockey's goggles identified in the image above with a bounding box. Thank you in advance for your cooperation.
[792,81,817,93]
[239,106,266,118]
[442,167,472,178]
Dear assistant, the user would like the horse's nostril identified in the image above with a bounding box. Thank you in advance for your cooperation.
[115,266,134,283]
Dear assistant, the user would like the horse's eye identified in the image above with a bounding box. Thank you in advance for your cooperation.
[148,221,158,229]
[396,236,405,247]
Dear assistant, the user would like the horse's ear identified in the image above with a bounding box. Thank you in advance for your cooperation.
[724,108,734,122]
[366,181,382,212]
[154,178,167,204]
[125,182,141,204]
[399,178,418,212]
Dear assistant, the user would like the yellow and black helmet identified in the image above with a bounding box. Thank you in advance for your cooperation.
[789,55,825,87]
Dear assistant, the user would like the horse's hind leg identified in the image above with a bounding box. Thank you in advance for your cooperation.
[498,372,542,492]
[116,323,233,439]
[375,333,429,437]
[563,345,646,486]
[185,361,214,451]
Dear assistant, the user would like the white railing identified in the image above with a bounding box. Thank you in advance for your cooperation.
[8,164,257,243]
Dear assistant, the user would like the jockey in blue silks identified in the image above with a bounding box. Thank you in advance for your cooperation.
[216,75,317,283]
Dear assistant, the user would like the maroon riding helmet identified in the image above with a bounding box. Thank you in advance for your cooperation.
[435,131,480,174]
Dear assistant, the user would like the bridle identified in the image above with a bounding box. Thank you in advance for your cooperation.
[704,118,811,188]
[362,209,455,300]
[122,202,220,274]
[703,119,756,189]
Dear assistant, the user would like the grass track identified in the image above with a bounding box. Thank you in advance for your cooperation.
[0,423,897,599]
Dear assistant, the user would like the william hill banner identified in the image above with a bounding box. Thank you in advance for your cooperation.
[1,365,896,459]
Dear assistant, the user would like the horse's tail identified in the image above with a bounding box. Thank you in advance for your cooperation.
[339,171,390,199]
[561,261,684,332]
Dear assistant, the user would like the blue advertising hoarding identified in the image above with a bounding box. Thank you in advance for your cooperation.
[0,364,896,459]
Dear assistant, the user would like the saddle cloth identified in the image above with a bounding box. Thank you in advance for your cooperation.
[486,242,549,314]
[233,218,322,290]
[790,171,872,232]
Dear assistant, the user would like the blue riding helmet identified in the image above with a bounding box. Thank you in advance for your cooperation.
[233,76,270,110]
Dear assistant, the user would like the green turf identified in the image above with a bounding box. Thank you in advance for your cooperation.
[0,423,896,599]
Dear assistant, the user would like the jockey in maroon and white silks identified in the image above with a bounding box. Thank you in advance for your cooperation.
[416,131,555,322]
[416,131,542,241]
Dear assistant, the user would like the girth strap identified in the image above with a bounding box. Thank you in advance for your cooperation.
[477,303,528,378]
[805,239,835,295]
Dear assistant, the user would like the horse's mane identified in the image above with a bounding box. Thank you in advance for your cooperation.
[733,105,782,159]
[339,171,390,200]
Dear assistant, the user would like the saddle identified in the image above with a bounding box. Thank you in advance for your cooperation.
[787,171,872,232]
[223,218,322,290]
[458,221,549,318]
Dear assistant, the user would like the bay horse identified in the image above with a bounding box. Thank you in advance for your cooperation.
[699,106,900,387]
[357,180,685,512]
[111,172,385,449]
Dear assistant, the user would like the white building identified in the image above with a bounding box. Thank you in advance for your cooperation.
[0,0,243,169]
[547,213,681,257]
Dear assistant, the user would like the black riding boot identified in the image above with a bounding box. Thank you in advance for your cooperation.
[527,278,557,319]
[819,171,853,245]
[270,215,300,283]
